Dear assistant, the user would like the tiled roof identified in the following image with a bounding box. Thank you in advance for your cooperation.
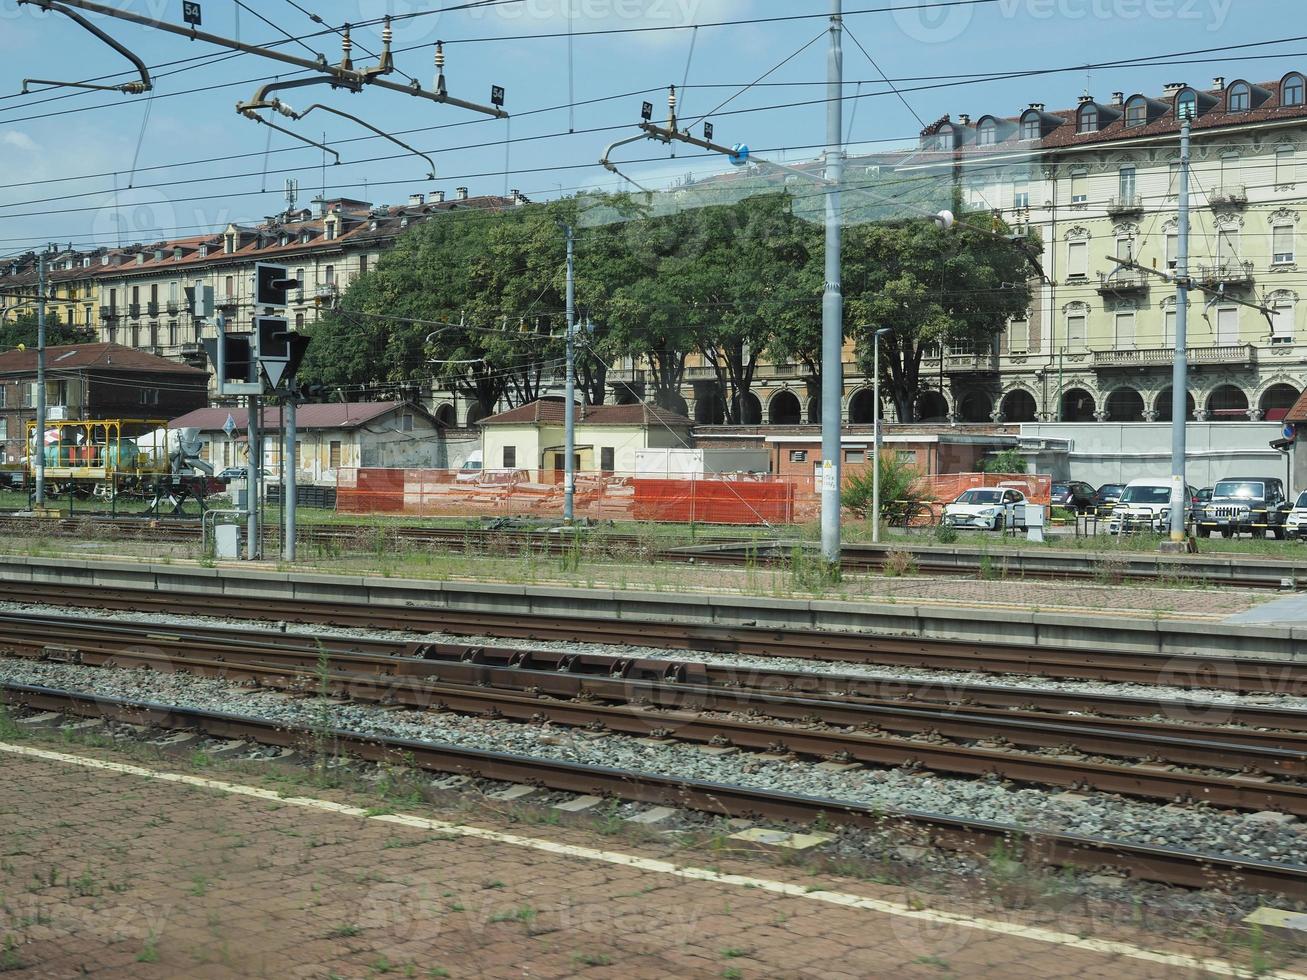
[480,398,693,428]
[170,401,434,431]
[1284,389,1307,424]
[0,343,206,376]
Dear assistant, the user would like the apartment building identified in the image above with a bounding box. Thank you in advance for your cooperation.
[911,71,1307,425]
[0,190,515,395]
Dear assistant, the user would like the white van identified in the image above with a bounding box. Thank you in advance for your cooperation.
[455,450,484,484]
[1107,477,1195,535]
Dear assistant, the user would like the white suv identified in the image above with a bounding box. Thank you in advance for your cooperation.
[1107,478,1195,535]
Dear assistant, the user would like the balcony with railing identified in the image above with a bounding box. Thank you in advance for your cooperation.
[1196,260,1255,288]
[127,303,140,319]
[944,350,999,373]
[98,306,118,322]
[1208,185,1248,208]
[1092,343,1255,370]
[1096,269,1150,296]
[1104,193,1144,217]
[166,301,179,315]
[146,301,160,316]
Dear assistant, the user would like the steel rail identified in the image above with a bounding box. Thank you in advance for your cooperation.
[5,681,1306,899]
[8,620,1307,813]
[2,579,1302,695]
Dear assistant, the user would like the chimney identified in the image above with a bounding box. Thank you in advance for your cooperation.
[432,190,446,203]
[1028,103,1044,112]
[1111,91,1124,106]
[1077,93,1094,104]
[408,193,425,206]
[1213,76,1225,89]
[1163,81,1186,96]
[455,186,468,201]
[958,114,970,126]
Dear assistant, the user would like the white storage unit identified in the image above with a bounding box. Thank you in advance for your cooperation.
[634,448,770,477]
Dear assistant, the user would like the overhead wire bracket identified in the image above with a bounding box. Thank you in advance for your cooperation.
[19,0,151,94]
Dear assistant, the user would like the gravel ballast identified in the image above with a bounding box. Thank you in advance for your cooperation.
[1,655,1304,868]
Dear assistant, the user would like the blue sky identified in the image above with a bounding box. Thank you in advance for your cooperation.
[0,0,1300,256]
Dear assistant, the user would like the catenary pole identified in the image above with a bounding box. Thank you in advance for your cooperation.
[819,0,844,567]
[284,395,297,561]
[34,251,46,508]
[564,224,576,523]
[1169,111,1193,542]
[246,393,259,560]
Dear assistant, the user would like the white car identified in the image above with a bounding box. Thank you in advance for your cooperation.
[942,487,1028,531]
[1285,490,1307,540]
[1106,477,1196,535]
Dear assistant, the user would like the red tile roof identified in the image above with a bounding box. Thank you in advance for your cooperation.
[0,343,206,376]
[480,398,693,427]
[170,401,435,431]
[1284,389,1307,424]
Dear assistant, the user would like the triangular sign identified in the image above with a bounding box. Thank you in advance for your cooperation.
[222,413,236,438]
[260,358,289,390]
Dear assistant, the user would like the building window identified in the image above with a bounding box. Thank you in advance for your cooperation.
[295,269,305,301]
[1019,112,1040,141]
[1118,166,1137,201]
[1012,180,1029,210]
[1116,237,1135,262]
[600,446,615,473]
[324,265,335,285]
[0,419,7,443]
[789,450,807,463]
[225,275,234,298]
[0,386,6,408]
[168,321,177,346]
[224,232,235,253]
[399,413,414,432]
[977,119,996,145]
[1066,313,1087,349]
[1277,145,1296,185]
[1067,240,1088,278]
[1008,318,1029,353]
[1125,96,1147,127]
[502,446,516,468]
[359,253,369,274]
[1228,82,1251,112]
[844,450,865,464]
[1076,104,1097,134]
[1271,302,1295,344]
[1069,169,1086,204]
[1285,73,1306,107]
[1164,307,1177,346]
[1114,311,1136,348]
[1216,306,1239,345]
[1165,229,1179,268]
[139,388,159,406]
[295,313,305,330]
[1176,89,1198,120]
[1273,224,1295,264]
[329,441,342,468]
[1218,227,1241,265]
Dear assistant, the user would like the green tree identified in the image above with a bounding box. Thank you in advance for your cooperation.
[844,212,1037,422]
[0,311,94,352]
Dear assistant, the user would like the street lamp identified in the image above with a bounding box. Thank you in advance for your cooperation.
[871,326,893,544]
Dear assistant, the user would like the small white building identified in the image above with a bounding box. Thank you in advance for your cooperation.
[170,401,470,484]
[479,397,694,477]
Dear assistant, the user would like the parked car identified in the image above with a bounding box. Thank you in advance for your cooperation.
[1285,491,1307,540]
[1091,483,1125,512]
[216,467,269,482]
[1195,487,1214,505]
[454,450,484,484]
[1051,480,1095,513]
[1107,478,1197,535]
[1196,477,1290,539]
[942,487,1028,531]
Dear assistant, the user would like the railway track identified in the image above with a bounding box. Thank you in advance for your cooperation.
[6,680,1307,899]
[4,611,1307,815]
[2,512,1304,590]
[1,579,1303,695]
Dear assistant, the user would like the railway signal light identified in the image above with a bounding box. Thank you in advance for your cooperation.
[254,263,298,308]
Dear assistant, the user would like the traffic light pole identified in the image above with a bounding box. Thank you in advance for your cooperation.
[246,394,259,560]
[284,395,297,561]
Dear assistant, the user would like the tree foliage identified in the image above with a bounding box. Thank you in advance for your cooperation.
[0,311,94,352]
[298,191,1036,424]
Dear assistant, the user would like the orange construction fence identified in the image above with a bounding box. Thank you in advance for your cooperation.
[334,468,1051,526]
[337,468,800,525]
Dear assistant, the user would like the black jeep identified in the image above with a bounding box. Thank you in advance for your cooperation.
[1197,476,1291,539]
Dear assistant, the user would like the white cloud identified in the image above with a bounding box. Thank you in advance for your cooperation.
[0,130,38,152]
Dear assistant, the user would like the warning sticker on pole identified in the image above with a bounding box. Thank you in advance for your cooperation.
[821,460,837,492]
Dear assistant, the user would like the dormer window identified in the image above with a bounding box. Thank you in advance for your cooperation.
[199,244,208,258]
[977,119,996,146]
[1125,96,1147,127]
[935,124,953,151]
[1228,81,1251,112]
[1077,104,1098,134]
[224,232,236,254]
[1019,111,1040,141]
[154,249,163,262]
[1284,73,1305,107]
[300,231,311,244]
[1176,89,1198,120]
[325,219,339,241]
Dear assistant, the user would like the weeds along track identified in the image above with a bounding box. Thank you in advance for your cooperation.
[3,609,1307,898]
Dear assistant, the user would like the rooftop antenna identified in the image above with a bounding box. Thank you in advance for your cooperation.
[285,178,299,216]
